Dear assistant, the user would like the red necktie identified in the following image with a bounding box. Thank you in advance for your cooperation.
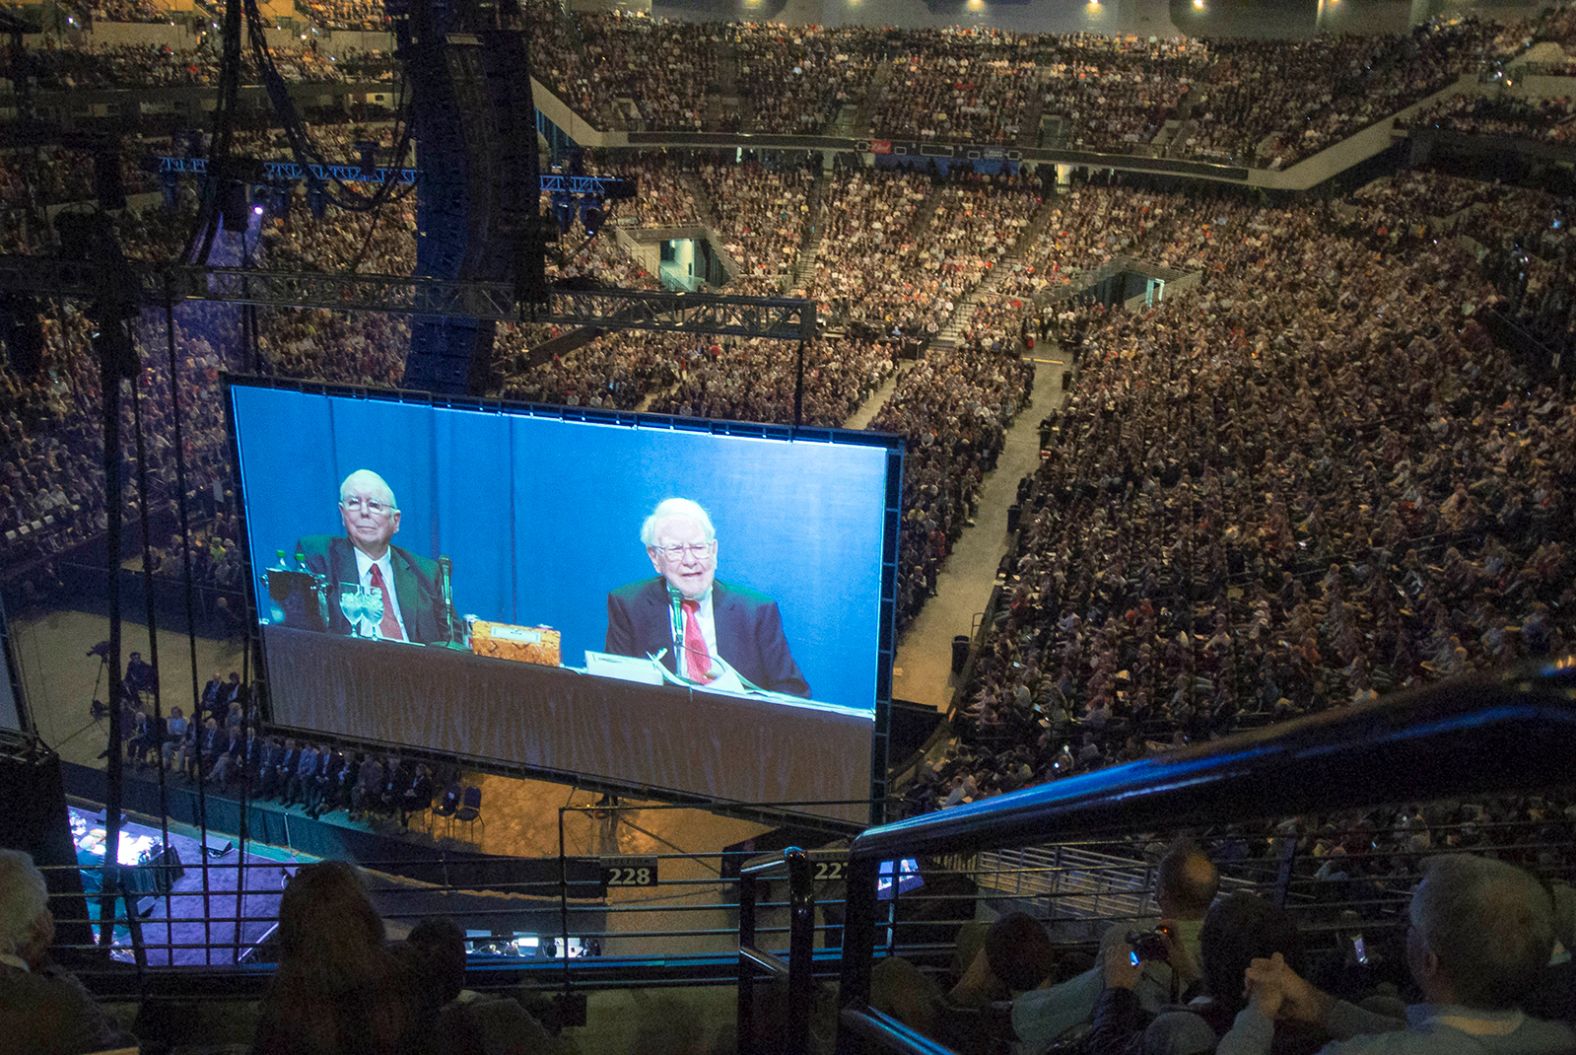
[368,564,405,642]
[680,599,714,684]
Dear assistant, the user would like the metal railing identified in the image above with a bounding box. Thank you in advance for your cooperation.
[737,847,817,1055]
[833,656,1576,1053]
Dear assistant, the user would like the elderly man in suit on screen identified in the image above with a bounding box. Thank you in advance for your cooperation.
[295,469,447,645]
[605,497,810,697]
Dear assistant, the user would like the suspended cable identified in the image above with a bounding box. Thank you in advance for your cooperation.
[128,350,179,965]
[161,287,216,965]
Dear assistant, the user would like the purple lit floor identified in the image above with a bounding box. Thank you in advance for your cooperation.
[72,806,298,967]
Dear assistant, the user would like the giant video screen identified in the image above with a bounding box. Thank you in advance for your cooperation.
[229,380,900,821]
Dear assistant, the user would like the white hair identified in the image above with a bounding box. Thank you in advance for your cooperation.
[338,469,398,512]
[640,498,715,548]
[1410,854,1555,1010]
[0,848,49,959]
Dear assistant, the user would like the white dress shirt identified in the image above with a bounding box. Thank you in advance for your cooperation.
[354,547,408,641]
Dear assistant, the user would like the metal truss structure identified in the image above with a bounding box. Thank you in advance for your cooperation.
[152,156,636,199]
[0,256,814,341]
[155,155,419,187]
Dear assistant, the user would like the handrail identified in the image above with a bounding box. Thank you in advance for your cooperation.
[833,656,1576,1052]
[738,847,817,1055]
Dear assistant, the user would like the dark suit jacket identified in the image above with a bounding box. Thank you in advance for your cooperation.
[294,534,447,645]
[605,578,810,697]
[0,962,134,1055]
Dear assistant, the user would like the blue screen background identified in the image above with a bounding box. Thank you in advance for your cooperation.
[230,385,891,714]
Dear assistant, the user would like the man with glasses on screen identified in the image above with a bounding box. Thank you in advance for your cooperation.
[605,498,811,697]
[294,469,447,645]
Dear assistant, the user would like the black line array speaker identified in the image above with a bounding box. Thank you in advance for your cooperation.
[0,737,92,949]
[404,29,541,396]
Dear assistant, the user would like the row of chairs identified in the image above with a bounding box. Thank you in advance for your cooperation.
[425,783,484,841]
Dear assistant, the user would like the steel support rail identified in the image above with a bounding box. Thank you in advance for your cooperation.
[834,657,1576,1053]
[739,848,816,1055]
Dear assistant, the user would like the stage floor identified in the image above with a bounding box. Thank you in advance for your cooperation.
[70,804,301,967]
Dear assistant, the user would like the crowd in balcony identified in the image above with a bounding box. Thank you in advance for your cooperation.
[17,2,1576,170]
[6,41,396,90]
[733,22,879,135]
[1402,91,1576,144]
[696,157,813,294]
[907,177,1574,816]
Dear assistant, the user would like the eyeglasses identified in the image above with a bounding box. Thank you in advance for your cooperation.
[655,542,714,560]
[342,497,395,516]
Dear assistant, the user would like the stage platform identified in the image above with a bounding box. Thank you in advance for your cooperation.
[69,803,296,967]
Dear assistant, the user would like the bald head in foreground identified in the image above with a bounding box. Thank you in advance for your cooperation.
[294,469,449,644]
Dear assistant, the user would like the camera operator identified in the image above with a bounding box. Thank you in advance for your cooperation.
[1087,893,1324,1055]
[1224,855,1575,1055]
[1014,839,1219,1052]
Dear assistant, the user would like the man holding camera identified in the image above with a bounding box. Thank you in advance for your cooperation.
[1013,839,1219,1051]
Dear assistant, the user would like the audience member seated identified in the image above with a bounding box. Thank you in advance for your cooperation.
[0,849,137,1055]
[253,859,442,1055]
[1014,839,1220,1050]
[1086,892,1324,1055]
[871,911,1054,1052]
[400,917,571,1055]
[1229,854,1576,1054]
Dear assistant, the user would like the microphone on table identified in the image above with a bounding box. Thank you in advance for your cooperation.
[667,583,687,671]
[436,555,465,649]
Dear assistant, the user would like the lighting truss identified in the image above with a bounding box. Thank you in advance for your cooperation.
[0,256,814,341]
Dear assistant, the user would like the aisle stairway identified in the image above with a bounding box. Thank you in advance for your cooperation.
[850,62,895,138]
[831,102,862,138]
[682,171,722,231]
[786,172,827,292]
[1152,118,1184,154]
[1016,84,1045,150]
[905,185,946,244]
[710,39,741,131]
[929,193,1059,351]
[892,358,1067,709]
